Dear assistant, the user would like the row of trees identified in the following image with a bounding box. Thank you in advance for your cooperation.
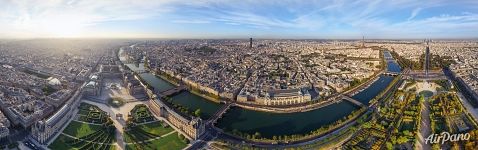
[389,50,454,70]
[164,97,202,118]
[228,107,367,143]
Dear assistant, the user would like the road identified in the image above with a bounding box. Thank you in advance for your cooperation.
[186,124,219,150]
[416,98,431,150]
[456,92,478,123]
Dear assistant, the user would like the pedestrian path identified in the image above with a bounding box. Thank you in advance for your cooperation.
[124,130,177,144]
[61,133,114,145]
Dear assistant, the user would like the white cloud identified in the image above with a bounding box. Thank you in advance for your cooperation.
[407,7,422,20]
[1,0,478,38]
[0,0,178,38]
[172,20,211,24]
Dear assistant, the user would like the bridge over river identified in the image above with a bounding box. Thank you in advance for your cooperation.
[341,95,367,108]
[156,85,186,98]
[207,102,233,125]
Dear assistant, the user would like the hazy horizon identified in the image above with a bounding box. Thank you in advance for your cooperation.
[1,0,478,39]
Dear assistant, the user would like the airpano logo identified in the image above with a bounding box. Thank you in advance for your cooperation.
[425,132,470,144]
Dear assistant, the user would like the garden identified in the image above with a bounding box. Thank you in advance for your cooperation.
[49,103,117,150]
[128,104,156,124]
[429,92,478,149]
[77,103,109,124]
[124,105,187,150]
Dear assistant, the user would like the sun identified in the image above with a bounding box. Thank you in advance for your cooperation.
[41,20,85,37]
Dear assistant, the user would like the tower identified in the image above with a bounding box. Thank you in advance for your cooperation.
[249,38,253,48]
[362,36,365,48]
[424,39,430,76]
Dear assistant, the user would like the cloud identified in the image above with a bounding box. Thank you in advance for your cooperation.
[1,0,478,38]
[407,7,422,20]
[172,20,211,24]
[0,0,178,37]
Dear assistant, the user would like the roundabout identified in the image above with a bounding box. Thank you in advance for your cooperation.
[418,90,434,98]
[414,81,439,98]
[108,97,126,108]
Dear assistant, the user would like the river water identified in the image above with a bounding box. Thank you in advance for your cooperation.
[120,47,401,138]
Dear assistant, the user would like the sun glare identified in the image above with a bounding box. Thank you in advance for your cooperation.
[39,18,86,37]
[44,24,84,37]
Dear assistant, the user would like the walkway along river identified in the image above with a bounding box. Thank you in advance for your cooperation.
[119,47,400,139]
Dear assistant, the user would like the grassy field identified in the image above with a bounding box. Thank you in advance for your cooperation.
[62,121,103,137]
[49,103,116,150]
[48,135,76,150]
[124,121,174,143]
[49,124,116,150]
[137,122,173,136]
[125,133,187,150]
[49,134,116,150]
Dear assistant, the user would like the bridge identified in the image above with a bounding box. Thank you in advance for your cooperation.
[383,72,400,76]
[341,95,367,108]
[157,85,186,97]
[136,70,147,74]
[402,70,447,81]
[207,102,233,125]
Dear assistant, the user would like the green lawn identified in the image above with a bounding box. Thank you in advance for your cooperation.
[124,121,174,143]
[126,133,187,150]
[49,134,116,150]
[63,121,103,137]
[49,135,77,150]
[138,122,174,136]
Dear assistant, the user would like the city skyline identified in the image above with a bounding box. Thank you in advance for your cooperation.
[1,0,478,39]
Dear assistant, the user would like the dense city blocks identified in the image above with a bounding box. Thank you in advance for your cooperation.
[0,39,477,150]
[1,1,478,150]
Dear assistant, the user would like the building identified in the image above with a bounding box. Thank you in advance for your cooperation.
[425,40,430,76]
[123,72,146,95]
[32,86,82,144]
[45,89,72,108]
[238,88,312,106]
[0,126,8,140]
[100,65,122,78]
[262,88,311,105]
[0,110,10,139]
[31,103,74,144]
[149,98,205,140]
[7,100,54,128]
[0,86,54,128]
[249,38,253,48]
[83,80,100,96]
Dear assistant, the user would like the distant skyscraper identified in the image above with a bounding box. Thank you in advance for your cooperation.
[362,36,365,48]
[249,38,252,48]
[425,39,430,76]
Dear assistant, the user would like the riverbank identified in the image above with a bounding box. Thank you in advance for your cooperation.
[143,64,223,104]
[233,70,384,113]
[216,107,371,147]
[235,98,341,113]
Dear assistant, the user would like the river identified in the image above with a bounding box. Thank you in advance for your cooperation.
[119,46,401,138]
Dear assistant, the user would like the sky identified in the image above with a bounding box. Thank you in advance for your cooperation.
[0,0,478,39]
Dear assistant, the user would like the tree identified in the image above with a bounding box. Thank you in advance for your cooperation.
[194,109,201,117]
[254,132,261,139]
[178,133,185,140]
[397,136,409,144]
[403,130,411,136]
[386,142,393,150]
